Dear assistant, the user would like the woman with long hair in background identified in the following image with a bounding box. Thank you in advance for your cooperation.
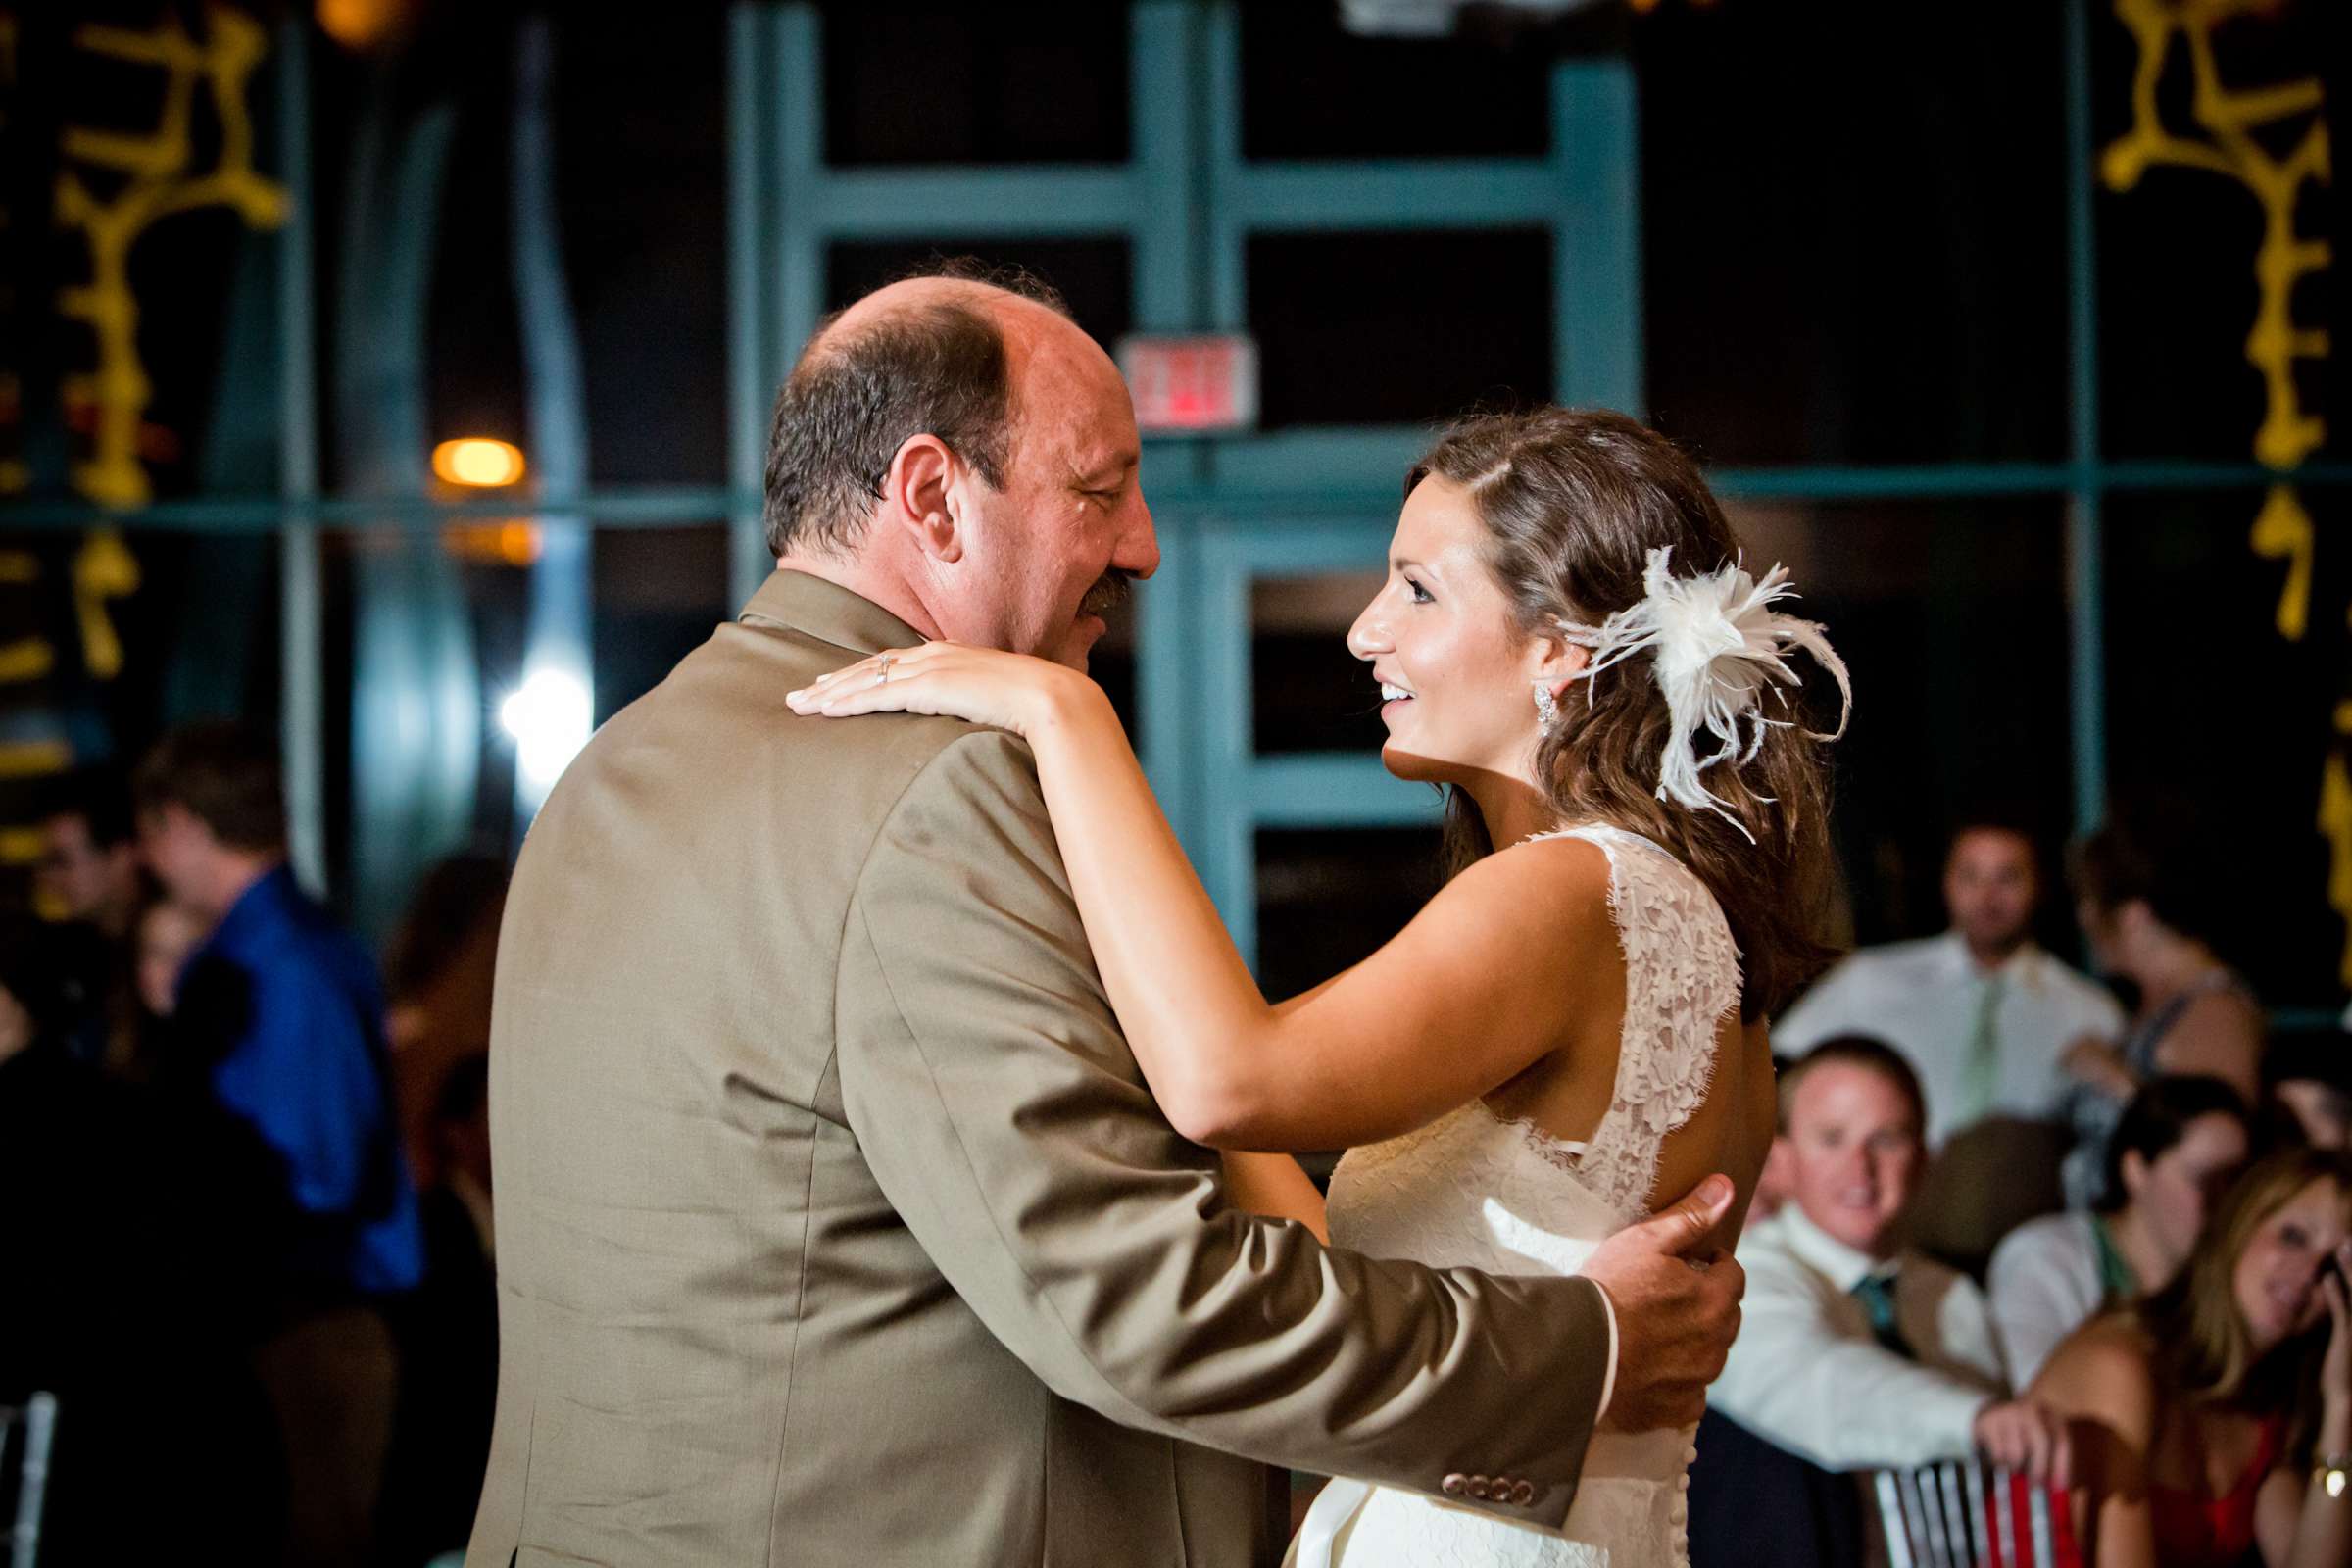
[2032,1147,2352,1568]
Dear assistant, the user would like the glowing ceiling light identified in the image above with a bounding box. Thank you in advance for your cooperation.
[433,437,526,488]
[501,669,591,792]
[318,0,408,50]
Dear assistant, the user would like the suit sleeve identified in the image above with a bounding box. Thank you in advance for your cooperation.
[835,729,1613,1530]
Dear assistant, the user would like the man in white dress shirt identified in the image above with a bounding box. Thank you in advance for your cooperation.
[1774,824,2123,1149]
[1709,1039,2071,1478]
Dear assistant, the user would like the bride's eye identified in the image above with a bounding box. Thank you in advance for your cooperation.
[1406,576,1434,605]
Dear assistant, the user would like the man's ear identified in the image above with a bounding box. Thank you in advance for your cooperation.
[2119,1148,2150,1202]
[882,433,963,564]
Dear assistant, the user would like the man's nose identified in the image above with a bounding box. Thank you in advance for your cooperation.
[1114,494,1160,579]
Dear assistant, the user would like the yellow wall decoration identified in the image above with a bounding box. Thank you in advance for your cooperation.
[2101,0,2345,984]
[55,4,287,509]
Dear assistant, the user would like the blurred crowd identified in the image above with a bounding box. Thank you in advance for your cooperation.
[1691,817,2352,1568]
[2,731,2347,1568]
[0,726,503,1568]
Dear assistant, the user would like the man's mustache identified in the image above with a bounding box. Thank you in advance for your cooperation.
[1080,570,1136,619]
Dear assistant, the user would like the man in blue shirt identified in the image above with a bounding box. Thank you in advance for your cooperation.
[134,720,422,1567]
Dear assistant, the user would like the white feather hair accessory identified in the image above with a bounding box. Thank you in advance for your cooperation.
[1557,546,1851,842]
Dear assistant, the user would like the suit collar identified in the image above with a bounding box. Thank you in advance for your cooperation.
[739,569,925,657]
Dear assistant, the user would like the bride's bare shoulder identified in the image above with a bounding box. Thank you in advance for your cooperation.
[1421,832,1619,956]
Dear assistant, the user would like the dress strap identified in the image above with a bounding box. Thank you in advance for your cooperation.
[1517,822,1742,1221]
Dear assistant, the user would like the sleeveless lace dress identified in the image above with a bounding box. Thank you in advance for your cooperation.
[1288,824,1741,1568]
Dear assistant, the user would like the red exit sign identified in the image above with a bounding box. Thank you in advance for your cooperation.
[1117,334,1259,435]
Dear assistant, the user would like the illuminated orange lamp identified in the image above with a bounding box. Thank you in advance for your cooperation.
[318,0,409,51]
[432,437,526,488]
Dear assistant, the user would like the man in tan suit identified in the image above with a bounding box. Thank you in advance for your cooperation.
[467,267,1743,1567]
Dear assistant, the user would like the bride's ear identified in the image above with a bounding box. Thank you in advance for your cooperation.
[1529,632,1589,698]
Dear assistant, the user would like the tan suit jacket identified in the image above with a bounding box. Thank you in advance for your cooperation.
[466,571,1615,1567]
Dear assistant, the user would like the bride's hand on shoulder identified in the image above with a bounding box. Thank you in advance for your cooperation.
[785,642,1100,738]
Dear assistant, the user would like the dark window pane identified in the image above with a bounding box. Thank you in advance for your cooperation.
[822,2,1131,166]
[1252,569,1388,755]
[826,239,1134,353]
[1241,6,1550,161]
[1723,498,2075,948]
[559,14,728,484]
[1255,826,1445,1004]
[0,529,278,908]
[2091,1,2345,464]
[592,523,730,724]
[411,11,731,486]
[1249,230,1551,427]
[2102,487,2346,1006]
[1639,1,2069,464]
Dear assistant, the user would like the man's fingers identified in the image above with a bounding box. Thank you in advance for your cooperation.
[1632,1174,1737,1257]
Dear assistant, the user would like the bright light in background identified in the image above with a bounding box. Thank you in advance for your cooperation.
[433,437,527,488]
[318,0,409,50]
[501,669,591,793]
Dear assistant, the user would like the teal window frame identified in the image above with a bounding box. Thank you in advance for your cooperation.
[5,0,2347,1007]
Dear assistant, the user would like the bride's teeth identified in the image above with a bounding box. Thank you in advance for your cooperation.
[1381,684,1413,701]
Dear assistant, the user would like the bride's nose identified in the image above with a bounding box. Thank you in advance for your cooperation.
[1347,597,1391,660]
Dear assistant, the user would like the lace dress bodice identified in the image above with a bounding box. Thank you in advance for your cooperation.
[1293,824,1741,1568]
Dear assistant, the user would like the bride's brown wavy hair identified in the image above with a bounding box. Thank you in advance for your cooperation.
[1409,406,1842,1020]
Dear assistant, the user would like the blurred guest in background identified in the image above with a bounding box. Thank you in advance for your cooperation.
[1777,821,2121,1271]
[0,915,281,1562]
[379,1052,498,1567]
[381,852,506,1182]
[132,720,422,1568]
[131,891,209,1020]
[2062,819,2262,1210]
[32,767,150,1072]
[35,766,143,943]
[2264,1031,2352,1152]
[1695,1038,2067,1565]
[1777,822,2121,1148]
[2031,1148,2352,1568]
[1989,1075,2250,1386]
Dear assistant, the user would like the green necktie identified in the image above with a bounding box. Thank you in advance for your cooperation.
[1959,971,2006,1125]
[1851,1272,1913,1359]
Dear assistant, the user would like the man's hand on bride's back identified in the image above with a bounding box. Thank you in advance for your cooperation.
[785,642,1100,737]
[1582,1172,1745,1434]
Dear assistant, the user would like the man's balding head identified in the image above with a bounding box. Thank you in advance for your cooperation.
[762,265,1071,558]
[760,260,1156,670]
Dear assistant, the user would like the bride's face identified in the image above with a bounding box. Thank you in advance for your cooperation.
[1347,476,1550,786]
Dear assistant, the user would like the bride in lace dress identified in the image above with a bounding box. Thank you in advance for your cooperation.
[790,406,1849,1567]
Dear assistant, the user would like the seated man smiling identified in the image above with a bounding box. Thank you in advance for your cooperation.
[1704,1036,2070,1480]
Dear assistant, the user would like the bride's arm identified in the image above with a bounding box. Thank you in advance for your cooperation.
[791,645,1609,1152]
[1221,1152,1330,1241]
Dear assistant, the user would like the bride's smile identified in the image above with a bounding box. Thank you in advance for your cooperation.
[1348,473,1581,791]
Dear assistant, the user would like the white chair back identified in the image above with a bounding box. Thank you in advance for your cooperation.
[2,1393,57,1568]
[1871,1460,2063,1568]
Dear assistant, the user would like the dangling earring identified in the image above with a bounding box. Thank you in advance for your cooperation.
[1533,682,1560,734]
